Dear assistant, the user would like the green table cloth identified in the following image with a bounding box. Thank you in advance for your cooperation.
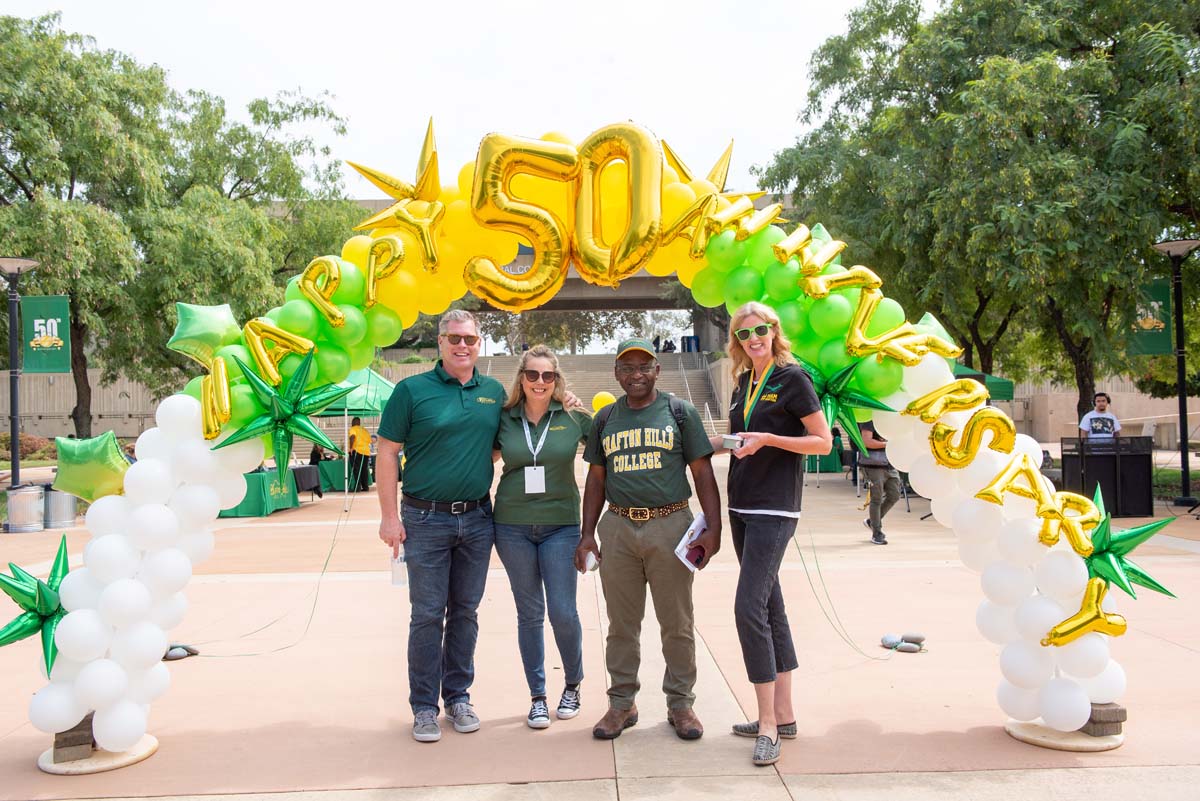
[218,471,300,518]
[318,458,376,492]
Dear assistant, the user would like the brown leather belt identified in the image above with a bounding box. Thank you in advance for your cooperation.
[608,500,689,522]
[403,493,489,515]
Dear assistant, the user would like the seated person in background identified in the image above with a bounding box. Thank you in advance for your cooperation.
[1079,392,1121,440]
[309,444,329,464]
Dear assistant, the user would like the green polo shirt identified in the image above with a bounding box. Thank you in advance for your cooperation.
[493,401,592,525]
[583,393,713,509]
[377,361,505,501]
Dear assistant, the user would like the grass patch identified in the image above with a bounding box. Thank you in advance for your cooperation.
[1152,467,1200,499]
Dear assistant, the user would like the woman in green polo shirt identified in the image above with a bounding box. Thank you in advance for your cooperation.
[493,345,592,730]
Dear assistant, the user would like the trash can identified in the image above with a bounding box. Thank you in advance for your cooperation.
[5,485,45,533]
[44,485,78,529]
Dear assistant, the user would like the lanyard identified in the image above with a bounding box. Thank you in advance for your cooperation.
[521,409,554,466]
[743,364,775,427]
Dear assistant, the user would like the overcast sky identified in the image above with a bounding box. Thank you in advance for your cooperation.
[8,0,862,199]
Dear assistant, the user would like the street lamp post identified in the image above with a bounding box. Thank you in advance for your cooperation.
[0,258,39,489]
[1152,239,1200,506]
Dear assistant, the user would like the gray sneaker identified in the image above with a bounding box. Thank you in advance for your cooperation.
[412,709,441,743]
[752,734,782,766]
[446,701,481,733]
[732,720,797,739]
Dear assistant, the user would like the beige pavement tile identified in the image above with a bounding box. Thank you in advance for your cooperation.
[61,779,618,801]
[617,775,792,800]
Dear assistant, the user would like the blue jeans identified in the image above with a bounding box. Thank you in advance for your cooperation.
[494,524,584,697]
[401,501,495,714]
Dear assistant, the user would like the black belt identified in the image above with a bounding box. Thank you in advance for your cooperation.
[402,493,489,515]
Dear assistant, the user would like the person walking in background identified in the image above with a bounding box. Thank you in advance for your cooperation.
[1080,392,1121,440]
[493,345,591,730]
[348,416,372,492]
[858,420,900,545]
[708,302,831,767]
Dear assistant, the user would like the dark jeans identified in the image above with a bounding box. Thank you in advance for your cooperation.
[493,524,584,697]
[730,511,799,684]
[864,466,901,535]
[349,451,370,492]
[401,500,495,714]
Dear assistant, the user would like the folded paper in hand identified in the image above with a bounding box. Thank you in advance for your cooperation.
[675,512,706,573]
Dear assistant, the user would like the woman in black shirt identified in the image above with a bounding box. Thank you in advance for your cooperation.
[709,301,832,766]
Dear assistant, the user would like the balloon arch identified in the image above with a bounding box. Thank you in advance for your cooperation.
[4,120,1171,756]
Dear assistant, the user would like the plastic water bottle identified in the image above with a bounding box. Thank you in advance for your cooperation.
[391,546,407,587]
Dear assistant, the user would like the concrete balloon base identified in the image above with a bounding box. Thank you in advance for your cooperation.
[1004,719,1123,752]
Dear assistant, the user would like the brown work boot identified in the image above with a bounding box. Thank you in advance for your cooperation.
[667,707,704,740]
[592,705,639,739]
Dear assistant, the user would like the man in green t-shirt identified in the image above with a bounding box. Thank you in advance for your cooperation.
[576,338,721,741]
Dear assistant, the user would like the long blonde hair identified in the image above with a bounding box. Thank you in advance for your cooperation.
[504,345,568,410]
[727,301,796,378]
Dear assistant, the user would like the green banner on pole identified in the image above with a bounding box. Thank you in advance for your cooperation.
[1129,278,1173,356]
[21,295,71,373]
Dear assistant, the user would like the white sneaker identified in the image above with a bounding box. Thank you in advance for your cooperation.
[527,698,551,729]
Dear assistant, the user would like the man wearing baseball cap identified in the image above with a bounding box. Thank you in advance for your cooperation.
[576,338,722,740]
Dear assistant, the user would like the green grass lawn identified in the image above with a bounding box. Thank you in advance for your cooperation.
[1152,467,1200,499]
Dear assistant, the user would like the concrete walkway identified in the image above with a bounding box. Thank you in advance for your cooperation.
[1,455,1198,800]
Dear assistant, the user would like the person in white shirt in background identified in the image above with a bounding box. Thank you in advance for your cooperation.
[1079,392,1121,440]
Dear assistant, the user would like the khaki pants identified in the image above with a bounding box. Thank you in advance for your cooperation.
[597,507,696,711]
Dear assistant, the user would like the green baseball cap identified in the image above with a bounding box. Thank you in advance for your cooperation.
[616,338,656,359]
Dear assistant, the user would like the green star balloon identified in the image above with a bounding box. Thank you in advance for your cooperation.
[52,431,129,502]
[1085,485,1174,599]
[0,537,70,674]
[799,359,894,455]
[167,302,242,366]
[213,349,354,480]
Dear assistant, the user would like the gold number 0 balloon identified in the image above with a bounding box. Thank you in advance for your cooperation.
[464,134,579,312]
[573,123,662,287]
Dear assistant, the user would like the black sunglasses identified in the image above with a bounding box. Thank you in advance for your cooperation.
[522,369,558,383]
[442,334,480,345]
[734,324,772,341]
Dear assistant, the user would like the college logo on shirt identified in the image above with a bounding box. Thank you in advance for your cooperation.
[476,396,497,404]
[549,425,567,431]
[603,426,676,472]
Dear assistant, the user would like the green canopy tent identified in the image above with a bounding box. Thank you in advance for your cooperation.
[315,369,396,507]
[953,363,1014,402]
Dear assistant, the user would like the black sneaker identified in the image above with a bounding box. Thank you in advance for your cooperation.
[527,698,551,729]
[872,532,888,545]
[556,687,581,719]
[863,517,871,531]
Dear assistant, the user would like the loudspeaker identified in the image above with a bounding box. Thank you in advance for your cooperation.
[1061,438,1153,517]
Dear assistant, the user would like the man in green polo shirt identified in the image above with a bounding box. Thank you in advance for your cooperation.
[377,309,505,744]
[576,338,722,741]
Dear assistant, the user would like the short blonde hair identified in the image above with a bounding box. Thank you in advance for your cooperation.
[438,309,479,335]
[727,301,796,378]
[504,345,567,410]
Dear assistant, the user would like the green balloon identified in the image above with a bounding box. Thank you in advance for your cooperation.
[723,267,764,309]
[764,258,802,302]
[315,343,352,384]
[795,340,822,367]
[279,354,321,389]
[183,375,204,399]
[852,407,873,423]
[746,225,788,273]
[690,267,726,308]
[808,294,853,339]
[216,344,253,382]
[277,300,321,340]
[774,299,807,341]
[866,297,906,338]
[705,230,746,272]
[365,305,404,347]
[818,338,855,376]
[52,431,129,503]
[348,339,375,370]
[331,259,367,306]
[229,384,266,428]
[264,306,283,323]
[836,286,862,310]
[284,276,304,303]
[261,434,274,460]
[324,305,368,347]
[852,356,904,398]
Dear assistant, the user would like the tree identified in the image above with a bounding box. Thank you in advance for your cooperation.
[756,0,1200,413]
[477,309,652,354]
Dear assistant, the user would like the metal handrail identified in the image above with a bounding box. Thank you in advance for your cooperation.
[677,354,695,407]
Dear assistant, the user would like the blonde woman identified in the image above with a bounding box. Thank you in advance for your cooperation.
[708,301,832,766]
[492,346,592,729]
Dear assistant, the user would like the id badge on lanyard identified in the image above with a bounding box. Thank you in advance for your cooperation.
[522,410,553,495]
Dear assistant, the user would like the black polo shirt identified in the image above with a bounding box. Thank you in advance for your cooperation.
[727,362,822,513]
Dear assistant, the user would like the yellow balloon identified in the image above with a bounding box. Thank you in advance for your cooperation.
[592,391,616,412]
[662,165,680,186]
[688,178,719,198]
[457,161,476,196]
[439,184,461,204]
[662,181,698,224]
[541,130,574,145]
[340,235,374,269]
[376,269,420,327]
[676,255,706,288]
[418,276,451,316]
[645,238,691,277]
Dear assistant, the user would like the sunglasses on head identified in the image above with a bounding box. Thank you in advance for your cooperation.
[734,324,772,341]
[522,369,558,383]
[442,333,479,346]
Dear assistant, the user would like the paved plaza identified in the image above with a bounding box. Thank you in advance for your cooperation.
[2,454,1198,800]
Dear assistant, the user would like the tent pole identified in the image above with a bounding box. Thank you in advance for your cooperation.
[344,408,350,513]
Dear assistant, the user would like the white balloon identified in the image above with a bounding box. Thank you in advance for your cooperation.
[1038,677,1092,732]
[178,528,215,564]
[1057,633,1110,679]
[997,679,1041,721]
[1034,551,1089,601]
[109,621,168,671]
[54,609,113,663]
[135,427,172,462]
[975,599,1019,645]
[1014,595,1066,642]
[213,435,266,476]
[155,394,203,443]
[173,438,222,486]
[1078,659,1126,704]
[140,548,193,597]
[1001,491,1038,521]
[73,658,129,710]
[907,453,944,499]
[999,640,1055,689]
[126,662,171,704]
[871,410,910,442]
[170,484,220,528]
[57,568,103,612]
[981,561,1035,607]
[97,578,152,628]
[128,503,181,552]
[1013,434,1044,469]
[149,592,189,631]
[28,683,87,734]
[955,449,1007,496]
[123,458,177,507]
[85,495,131,538]
[997,518,1047,566]
[49,656,84,684]
[93,699,147,752]
[84,534,141,584]
[883,434,921,473]
[212,473,248,509]
[957,535,1001,573]
[952,498,1006,540]
[930,494,960,529]
[902,354,954,397]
